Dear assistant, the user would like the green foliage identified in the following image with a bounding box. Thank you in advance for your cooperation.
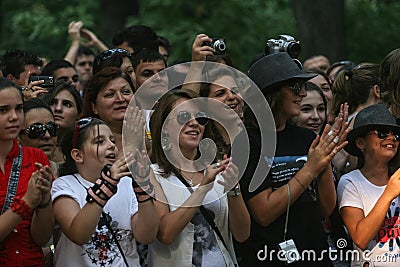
[346,0,400,64]
[0,0,99,60]
[127,0,296,71]
[2,0,400,71]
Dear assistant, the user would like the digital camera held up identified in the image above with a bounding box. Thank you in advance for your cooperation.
[265,35,301,59]
[202,38,226,55]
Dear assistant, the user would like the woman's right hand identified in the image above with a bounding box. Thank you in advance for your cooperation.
[191,34,215,61]
[22,171,44,208]
[201,158,229,190]
[385,168,400,199]
[306,103,349,176]
[109,152,134,181]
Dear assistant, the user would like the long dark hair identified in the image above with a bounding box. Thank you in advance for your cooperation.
[58,118,106,177]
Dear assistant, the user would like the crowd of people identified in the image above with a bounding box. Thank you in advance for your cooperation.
[1,20,400,267]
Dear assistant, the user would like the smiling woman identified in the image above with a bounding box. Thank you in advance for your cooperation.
[148,88,250,267]
[338,103,400,266]
[295,81,327,135]
[82,67,135,152]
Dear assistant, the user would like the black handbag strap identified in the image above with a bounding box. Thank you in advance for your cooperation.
[1,145,23,215]
[174,171,229,251]
[73,174,130,267]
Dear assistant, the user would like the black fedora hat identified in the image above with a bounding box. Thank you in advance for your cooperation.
[345,103,400,157]
[248,52,316,93]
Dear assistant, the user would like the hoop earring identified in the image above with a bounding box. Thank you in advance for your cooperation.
[161,132,172,151]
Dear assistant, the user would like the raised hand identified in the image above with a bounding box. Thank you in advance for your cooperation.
[21,72,49,100]
[68,21,83,43]
[34,163,53,206]
[201,158,230,191]
[22,171,44,208]
[191,34,215,61]
[109,152,135,181]
[306,103,350,176]
[123,106,146,155]
[385,168,400,200]
[218,156,240,193]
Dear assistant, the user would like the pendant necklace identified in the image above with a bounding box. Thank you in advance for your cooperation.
[180,170,196,186]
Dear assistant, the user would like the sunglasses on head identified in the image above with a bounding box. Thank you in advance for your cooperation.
[172,111,209,126]
[97,48,131,62]
[72,117,93,148]
[367,129,400,141]
[21,122,57,139]
[288,82,303,95]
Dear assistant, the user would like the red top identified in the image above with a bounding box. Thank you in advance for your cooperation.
[0,140,50,266]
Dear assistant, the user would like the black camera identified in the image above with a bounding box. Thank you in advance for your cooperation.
[202,38,226,55]
[265,35,301,59]
[28,76,54,88]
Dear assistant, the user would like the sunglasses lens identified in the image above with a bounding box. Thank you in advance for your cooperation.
[376,131,389,139]
[196,118,209,125]
[47,122,57,137]
[195,112,209,125]
[176,111,191,125]
[26,125,45,139]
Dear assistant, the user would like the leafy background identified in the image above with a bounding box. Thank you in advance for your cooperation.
[1,0,400,72]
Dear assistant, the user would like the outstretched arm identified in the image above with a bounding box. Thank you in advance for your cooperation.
[341,168,400,249]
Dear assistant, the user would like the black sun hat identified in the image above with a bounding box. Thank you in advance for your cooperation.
[345,103,400,157]
[248,52,316,94]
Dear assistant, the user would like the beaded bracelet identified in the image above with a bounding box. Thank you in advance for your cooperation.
[10,197,34,219]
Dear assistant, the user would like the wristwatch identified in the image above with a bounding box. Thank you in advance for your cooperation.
[227,184,241,197]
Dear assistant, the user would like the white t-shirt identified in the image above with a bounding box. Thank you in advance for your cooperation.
[338,169,400,267]
[51,174,140,267]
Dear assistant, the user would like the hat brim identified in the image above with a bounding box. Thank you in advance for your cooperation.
[345,124,400,157]
[265,73,317,92]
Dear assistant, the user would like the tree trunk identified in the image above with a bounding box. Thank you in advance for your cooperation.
[97,0,139,48]
[292,0,347,63]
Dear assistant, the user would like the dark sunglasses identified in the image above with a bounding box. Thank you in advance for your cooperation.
[97,48,131,62]
[72,117,93,148]
[288,82,303,95]
[367,129,400,141]
[172,111,209,126]
[21,122,57,139]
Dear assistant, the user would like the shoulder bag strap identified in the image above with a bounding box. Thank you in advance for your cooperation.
[174,171,229,250]
[1,145,23,215]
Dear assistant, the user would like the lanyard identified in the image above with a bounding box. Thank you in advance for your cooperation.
[283,183,290,241]
[1,145,22,215]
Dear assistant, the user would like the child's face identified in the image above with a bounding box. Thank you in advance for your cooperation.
[80,124,118,172]
[0,87,24,141]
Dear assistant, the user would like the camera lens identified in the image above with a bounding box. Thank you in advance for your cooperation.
[213,40,226,53]
[287,42,301,59]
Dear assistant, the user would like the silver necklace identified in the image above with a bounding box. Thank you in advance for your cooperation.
[180,170,196,186]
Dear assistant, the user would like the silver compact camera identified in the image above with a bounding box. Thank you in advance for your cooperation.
[278,239,301,264]
[265,34,301,59]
